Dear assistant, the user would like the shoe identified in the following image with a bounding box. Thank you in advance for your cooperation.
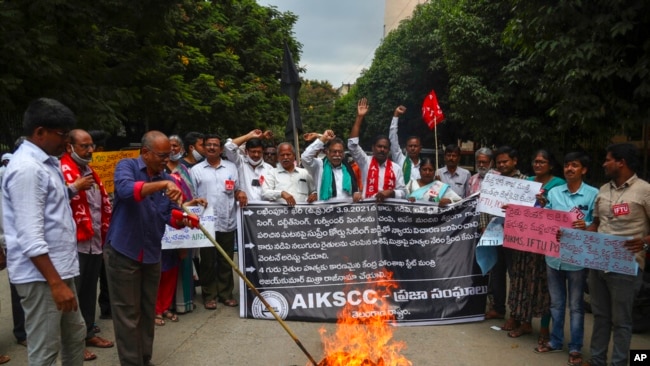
[17,340,27,347]
[485,310,505,320]
[85,336,114,348]
[83,349,97,362]
[221,299,238,307]
[204,299,217,310]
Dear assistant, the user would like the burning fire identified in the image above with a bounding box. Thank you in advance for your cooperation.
[316,270,412,366]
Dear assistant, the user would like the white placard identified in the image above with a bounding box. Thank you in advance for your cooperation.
[162,206,215,249]
[476,173,541,217]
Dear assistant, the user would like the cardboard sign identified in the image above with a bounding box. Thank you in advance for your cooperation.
[559,228,637,275]
[503,205,577,257]
[89,150,140,193]
[162,206,215,249]
[477,173,541,217]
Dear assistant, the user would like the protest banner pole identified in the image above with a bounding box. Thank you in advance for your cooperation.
[181,206,318,366]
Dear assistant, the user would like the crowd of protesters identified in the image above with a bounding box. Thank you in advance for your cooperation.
[0,97,648,366]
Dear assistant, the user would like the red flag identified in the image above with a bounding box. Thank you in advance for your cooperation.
[422,90,445,129]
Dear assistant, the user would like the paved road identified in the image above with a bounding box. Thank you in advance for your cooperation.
[0,269,648,365]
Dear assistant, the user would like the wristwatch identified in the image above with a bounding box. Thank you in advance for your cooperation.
[643,239,649,252]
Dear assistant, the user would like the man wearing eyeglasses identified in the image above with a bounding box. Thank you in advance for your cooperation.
[192,134,248,310]
[104,130,199,365]
[2,98,85,365]
[60,129,114,361]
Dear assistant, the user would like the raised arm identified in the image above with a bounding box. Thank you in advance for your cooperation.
[389,105,407,164]
[230,129,264,147]
[349,98,369,139]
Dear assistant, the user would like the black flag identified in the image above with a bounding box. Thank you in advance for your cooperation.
[281,43,303,144]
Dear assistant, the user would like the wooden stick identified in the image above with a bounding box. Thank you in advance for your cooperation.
[181,206,318,366]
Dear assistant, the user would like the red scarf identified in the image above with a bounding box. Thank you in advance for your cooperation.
[60,153,112,244]
[365,158,395,198]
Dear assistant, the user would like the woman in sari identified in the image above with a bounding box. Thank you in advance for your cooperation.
[405,158,461,206]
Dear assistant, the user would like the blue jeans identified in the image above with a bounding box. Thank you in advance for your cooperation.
[588,269,642,366]
[546,266,586,353]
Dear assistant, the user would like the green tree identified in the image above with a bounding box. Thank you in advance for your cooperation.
[299,79,338,135]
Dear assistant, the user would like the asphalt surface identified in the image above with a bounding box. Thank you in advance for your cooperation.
[0,267,648,365]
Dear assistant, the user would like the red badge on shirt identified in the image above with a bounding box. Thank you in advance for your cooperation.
[570,206,585,220]
[225,179,235,191]
[259,175,265,186]
[612,203,630,216]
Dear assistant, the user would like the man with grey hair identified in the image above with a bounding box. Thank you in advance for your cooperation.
[105,130,199,365]
[466,147,498,197]
[262,142,317,206]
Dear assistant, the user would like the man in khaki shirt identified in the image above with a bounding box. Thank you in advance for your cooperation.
[586,143,650,366]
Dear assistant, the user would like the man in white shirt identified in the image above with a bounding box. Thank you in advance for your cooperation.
[2,98,85,365]
[388,105,421,183]
[348,98,406,202]
[262,142,317,206]
[435,144,471,198]
[191,134,247,310]
[301,130,361,202]
[223,129,274,201]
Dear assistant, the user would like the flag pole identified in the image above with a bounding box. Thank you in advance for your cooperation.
[290,98,301,165]
[434,116,439,170]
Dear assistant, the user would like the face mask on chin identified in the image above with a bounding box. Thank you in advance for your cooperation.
[191,149,204,162]
[71,146,92,166]
[246,155,263,166]
[170,151,183,162]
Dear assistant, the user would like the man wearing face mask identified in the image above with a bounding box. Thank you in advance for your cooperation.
[180,131,205,168]
[60,129,114,361]
[224,129,274,201]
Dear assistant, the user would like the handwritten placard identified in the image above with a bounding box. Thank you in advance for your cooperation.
[559,228,637,275]
[503,205,577,257]
[162,206,215,249]
[477,173,541,217]
[90,150,140,193]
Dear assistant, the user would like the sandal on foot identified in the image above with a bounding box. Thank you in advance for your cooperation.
[83,349,97,361]
[568,352,583,366]
[533,342,562,353]
[501,318,519,331]
[154,315,165,326]
[204,299,217,310]
[162,310,179,322]
[221,299,238,307]
[508,325,532,338]
[0,355,10,365]
[537,333,550,346]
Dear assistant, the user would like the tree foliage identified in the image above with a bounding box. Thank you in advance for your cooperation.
[0,0,299,146]
[350,0,649,171]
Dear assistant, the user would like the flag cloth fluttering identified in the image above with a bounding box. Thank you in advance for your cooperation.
[281,43,303,142]
[422,90,445,130]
